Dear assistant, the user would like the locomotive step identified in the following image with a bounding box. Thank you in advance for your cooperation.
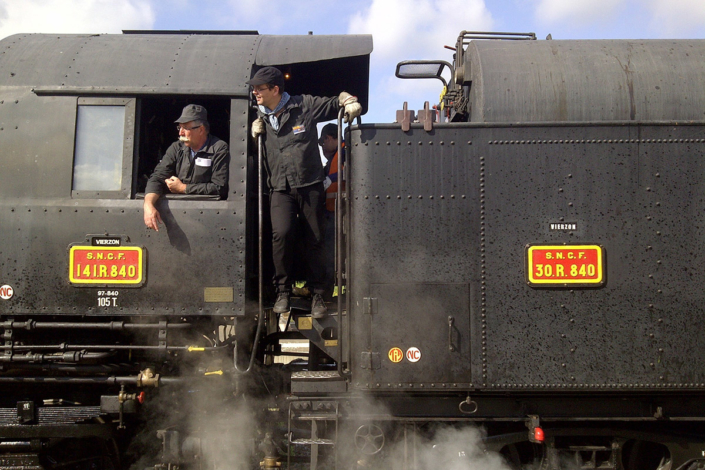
[288,295,344,315]
[291,371,346,394]
[291,371,344,381]
[287,303,340,363]
[294,413,340,421]
[290,438,335,446]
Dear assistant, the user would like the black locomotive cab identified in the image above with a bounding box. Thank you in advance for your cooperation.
[0,30,371,470]
[0,31,370,316]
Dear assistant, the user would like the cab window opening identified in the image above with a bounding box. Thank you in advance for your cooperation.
[135,97,231,199]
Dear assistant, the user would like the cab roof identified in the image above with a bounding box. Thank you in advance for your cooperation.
[0,32,372,103]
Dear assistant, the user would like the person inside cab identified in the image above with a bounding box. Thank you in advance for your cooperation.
[143,104,230,231]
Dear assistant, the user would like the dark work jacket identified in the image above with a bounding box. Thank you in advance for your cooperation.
[145,135,230,197]
[258,94,340,191]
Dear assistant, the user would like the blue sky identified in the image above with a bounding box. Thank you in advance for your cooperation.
[1,0,703,124]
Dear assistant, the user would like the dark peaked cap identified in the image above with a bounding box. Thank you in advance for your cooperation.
[175,104,207,123]
[247,66,285,88]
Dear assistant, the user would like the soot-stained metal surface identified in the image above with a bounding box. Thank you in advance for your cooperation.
[348,125,480,390]
[0,33,258,96]
[0,32,372,104]
[348,122,705,392]
[0,93,250,317]
[255,34,373,65]
[463,39,705,123]
[0,201,245,316]
[481,124,705,390]
[0,31,372,319]
[0,96,250,316]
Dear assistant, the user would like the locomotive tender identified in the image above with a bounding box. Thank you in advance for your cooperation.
[1,28,705,470]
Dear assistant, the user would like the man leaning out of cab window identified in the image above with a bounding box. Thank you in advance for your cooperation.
[143,104,230,231]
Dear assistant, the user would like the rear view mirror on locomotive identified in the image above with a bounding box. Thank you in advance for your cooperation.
[395,60,453,86]
[2,29,705,470]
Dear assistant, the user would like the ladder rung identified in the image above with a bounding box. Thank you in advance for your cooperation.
[290,438,335,446]
[295,414,339,421]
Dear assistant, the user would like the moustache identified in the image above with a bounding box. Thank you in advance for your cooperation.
[179,136,190,143]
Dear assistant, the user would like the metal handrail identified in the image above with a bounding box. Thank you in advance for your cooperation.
[233,133,266,374]
[336,108,345,377]
[453,31,536,85]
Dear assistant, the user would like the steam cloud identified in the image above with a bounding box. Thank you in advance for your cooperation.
[347,424,515,470]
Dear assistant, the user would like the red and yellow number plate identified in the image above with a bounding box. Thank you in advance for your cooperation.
[69,246,144,286]
[526,244,605,287]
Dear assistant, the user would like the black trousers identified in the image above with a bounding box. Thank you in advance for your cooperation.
[270,183,327,294]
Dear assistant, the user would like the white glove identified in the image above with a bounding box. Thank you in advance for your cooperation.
[339,91,362,123]
[251,117,265,139]
[323,177,332,190]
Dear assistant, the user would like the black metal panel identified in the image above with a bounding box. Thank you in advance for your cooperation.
[0,33,372,99]
[481,125,643,388]
[636,128,705,385]
[347,127,479,284]
[465,39,705,122]
[0,98,250,317]
[0,201,244,316]
[228,98,249,315]
[362,283,472,387]
[348,126,480,389]
[348,393,705,420]
[0,406,102,425]
[0,33,259,96]
[348,121,705,395]
[477,124,705,390]
[255,35,373,65]
[0,91,77,198]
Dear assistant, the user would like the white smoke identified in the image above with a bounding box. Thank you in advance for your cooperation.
[412,426,514,470]
[329,395,515,470]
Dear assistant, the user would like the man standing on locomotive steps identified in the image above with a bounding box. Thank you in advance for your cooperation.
[143,104,230,231]
[249,66,361,319]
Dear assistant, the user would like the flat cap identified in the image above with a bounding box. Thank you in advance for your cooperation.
[175,104,207,124]
[247,66,285,88]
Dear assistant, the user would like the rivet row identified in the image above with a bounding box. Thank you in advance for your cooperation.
[488,138,703,145]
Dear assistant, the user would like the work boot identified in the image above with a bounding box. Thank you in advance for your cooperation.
[311,293,328,319]
[273,292,290,314]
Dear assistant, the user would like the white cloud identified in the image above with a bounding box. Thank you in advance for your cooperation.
[645,0,705,37]
[533,0,626,26]
[218,0,338,33]
[347,0,493,123]
[348,0,494,63]
[221,0,263,26]
[0,0,155,39]
[532,0,705,38]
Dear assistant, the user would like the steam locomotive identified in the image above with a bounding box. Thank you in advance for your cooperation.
[1,28,705,470]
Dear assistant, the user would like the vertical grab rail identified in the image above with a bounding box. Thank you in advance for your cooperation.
[234,134,266,374]
[336,109,346,377]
